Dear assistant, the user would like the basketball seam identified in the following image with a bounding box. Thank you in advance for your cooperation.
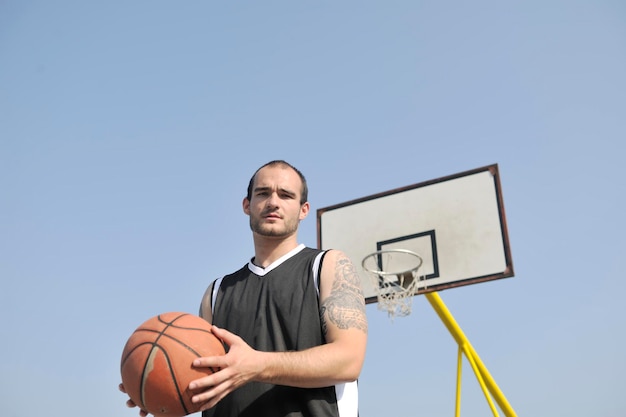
[140,313,192,415]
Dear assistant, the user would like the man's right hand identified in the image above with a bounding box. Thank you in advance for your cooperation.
[119,383,149,417]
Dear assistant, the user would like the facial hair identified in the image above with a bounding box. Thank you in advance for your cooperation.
[249,210,300,237]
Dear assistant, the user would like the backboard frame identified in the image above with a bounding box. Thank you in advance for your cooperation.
[317,164,514,304]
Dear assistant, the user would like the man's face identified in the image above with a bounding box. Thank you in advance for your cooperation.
[243,165,310,238]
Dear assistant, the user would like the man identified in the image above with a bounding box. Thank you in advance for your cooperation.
[123,160,368,417]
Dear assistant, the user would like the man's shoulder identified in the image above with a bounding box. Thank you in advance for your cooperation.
[223,263,251,279]
[301,246,326,255]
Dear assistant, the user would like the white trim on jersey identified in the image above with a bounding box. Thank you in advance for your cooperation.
[311,249,358,417]
[247,243,306,276]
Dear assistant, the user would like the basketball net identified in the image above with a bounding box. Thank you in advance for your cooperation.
[362,249,426,320]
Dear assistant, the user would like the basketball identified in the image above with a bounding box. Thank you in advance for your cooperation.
[120,312,225,417]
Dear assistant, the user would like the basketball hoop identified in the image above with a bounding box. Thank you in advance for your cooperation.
[362,249,426,319]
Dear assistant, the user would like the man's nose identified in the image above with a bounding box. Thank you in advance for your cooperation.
[266,192,280,207]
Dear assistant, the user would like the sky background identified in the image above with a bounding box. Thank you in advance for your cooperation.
[1,1,625,416]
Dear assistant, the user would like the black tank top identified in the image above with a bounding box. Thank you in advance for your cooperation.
[202,245,357,417]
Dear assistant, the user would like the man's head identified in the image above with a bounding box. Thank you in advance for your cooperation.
[243,160,309,238]
[246,160,308,205]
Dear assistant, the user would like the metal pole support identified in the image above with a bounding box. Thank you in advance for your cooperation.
[424,291,517,417]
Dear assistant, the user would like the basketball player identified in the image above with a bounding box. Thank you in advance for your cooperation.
[121,160,368,417]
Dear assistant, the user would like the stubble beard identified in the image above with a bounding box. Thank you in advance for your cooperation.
[249,214,299,238]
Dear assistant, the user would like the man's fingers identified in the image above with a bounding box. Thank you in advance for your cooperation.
[211,325,239,345]
[192,381,233,410]
[192,355,227,371]
[121,385,149,416]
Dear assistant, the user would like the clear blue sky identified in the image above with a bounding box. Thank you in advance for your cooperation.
[1,1,625,416]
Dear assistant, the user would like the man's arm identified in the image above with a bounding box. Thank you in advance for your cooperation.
[189,249,368,410]
[199,281,214,323]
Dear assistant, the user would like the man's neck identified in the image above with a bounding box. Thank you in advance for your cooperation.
[252,235,300,268]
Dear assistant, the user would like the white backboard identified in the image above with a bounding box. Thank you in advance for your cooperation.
[317,164,514,304]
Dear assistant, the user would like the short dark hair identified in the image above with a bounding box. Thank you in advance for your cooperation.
[246,160,308,205]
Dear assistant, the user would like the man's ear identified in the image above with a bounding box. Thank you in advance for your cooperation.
[243,197,251,215]
[299,202,310,220]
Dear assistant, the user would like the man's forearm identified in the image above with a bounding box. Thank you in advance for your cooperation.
[255,340,365,388]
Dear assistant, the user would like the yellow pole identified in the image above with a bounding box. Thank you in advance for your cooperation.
[424,292,517,417]
[455,346,462,417]
[461,342,500,416]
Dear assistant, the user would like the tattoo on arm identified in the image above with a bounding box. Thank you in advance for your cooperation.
[320,253,368,335]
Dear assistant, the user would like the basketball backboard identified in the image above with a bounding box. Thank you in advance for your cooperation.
[317,164,514,304]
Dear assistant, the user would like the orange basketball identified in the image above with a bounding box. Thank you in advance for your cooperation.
[120,312,225,417]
